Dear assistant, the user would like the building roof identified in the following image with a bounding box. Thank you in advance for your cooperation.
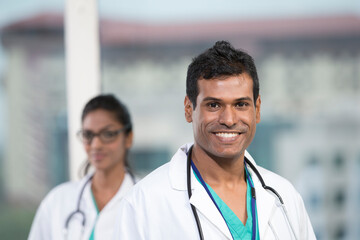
[2,12,360,46]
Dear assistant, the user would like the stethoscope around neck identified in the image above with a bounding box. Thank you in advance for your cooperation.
[63,171,135,239]
[186,146,298,240]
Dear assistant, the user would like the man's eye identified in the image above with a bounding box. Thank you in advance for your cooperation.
[235,102,248,108]
[208,102,220,108]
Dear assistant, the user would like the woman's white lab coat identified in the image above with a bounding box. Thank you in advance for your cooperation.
[28,173,134,240]
[114,144,316,239]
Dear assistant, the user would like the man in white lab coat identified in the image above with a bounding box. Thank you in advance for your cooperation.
[114,41,316,240]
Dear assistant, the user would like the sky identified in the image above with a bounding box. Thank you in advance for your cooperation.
[0,0,359,27]
[98,0,360,23]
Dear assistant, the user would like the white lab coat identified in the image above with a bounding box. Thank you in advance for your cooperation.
[28,172,134,240]
[114,143,316,239]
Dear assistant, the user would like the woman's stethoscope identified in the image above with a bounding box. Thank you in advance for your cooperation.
[186,146,298,240]
[63,171,135,239]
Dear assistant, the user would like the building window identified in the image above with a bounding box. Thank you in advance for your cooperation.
[129,148,171,177]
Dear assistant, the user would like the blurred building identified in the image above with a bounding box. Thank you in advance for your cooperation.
[1,13,360,239]
[1,14,68,204]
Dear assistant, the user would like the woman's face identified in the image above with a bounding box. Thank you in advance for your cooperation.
[81,109,133,172]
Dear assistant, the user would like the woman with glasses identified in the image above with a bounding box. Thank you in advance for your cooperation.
[28,94,136,240]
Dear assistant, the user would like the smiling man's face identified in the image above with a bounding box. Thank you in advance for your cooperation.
[185,74,261,161]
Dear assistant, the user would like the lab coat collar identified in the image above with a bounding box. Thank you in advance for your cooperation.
[168,143,192,191]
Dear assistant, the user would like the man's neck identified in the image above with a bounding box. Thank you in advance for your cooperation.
[191,144,248,223]
[191,144,246,188]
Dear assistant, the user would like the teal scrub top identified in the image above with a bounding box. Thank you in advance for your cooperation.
[194,169,260,240]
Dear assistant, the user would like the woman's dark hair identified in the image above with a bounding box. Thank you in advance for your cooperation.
[80,94,133,176]
[186,40,260,109]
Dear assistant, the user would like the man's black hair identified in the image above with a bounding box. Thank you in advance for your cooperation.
[186,40,260,109]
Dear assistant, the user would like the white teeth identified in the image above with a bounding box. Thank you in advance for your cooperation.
[215,132,238,138]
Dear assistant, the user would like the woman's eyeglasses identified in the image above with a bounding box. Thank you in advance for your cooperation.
[77,124,130,144]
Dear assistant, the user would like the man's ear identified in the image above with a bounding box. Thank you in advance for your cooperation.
[255,95,261,124]
[184,96,193,123]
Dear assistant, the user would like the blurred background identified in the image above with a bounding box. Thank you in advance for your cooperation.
[0,0,360,239]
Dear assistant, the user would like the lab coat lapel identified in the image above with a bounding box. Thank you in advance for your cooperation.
[189,176,233,239]
[245,155,276,239]
[169,143,191,190]
[169,143,232,239]
[254,180,276,239]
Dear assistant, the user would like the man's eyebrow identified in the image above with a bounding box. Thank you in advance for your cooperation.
[234,97,253,102]
[202,97,253,102]
[202,97,221,102]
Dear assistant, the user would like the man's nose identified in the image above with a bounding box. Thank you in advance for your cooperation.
[219,106,237,127]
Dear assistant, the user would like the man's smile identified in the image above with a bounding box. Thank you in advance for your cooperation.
[214,132,239,138]
[212,131,244,143]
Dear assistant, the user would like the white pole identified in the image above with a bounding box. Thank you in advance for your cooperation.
[65,0,100,180]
